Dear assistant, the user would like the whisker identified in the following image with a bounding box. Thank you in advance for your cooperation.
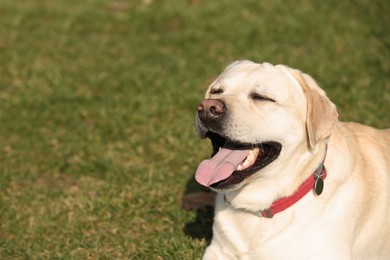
[260,143,265,154]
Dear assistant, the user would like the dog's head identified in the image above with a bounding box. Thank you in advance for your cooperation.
[195,61,338,197]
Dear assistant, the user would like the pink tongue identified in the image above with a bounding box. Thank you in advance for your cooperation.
[195,147,250,187]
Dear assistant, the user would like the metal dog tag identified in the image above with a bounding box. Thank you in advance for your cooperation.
[314,177,324,196]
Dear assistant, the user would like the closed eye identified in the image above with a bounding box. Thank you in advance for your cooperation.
[209,88,223,95]
[250,93,276,102]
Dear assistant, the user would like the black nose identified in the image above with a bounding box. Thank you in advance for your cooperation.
[197,99,225,122]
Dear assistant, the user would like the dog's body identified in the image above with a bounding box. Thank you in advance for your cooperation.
[194,61,390,259]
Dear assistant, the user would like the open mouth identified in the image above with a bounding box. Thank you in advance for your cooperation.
[195,132,282,190]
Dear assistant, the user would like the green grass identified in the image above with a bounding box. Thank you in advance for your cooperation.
[0,0,389,258]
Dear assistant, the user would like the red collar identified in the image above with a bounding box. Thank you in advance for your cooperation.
[259,164,326,218]
[259,147,328,218]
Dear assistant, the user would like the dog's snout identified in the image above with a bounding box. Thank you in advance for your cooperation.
[197,99,225,122]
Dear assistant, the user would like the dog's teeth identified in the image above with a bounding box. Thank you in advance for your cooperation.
[237,147,260,171]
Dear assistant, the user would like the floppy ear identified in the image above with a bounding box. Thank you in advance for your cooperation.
[293,71,338,151]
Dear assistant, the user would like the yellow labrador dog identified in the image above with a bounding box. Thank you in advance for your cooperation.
[195,60,390,259]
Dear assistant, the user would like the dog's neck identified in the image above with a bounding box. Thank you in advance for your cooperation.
[224,145,328,218]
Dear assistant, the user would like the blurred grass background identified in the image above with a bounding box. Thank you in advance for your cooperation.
[0,0,389,258]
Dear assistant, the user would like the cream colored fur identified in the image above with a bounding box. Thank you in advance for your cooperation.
[200,60,390,259]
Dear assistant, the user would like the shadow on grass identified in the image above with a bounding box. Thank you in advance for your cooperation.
[182,176,214,244]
